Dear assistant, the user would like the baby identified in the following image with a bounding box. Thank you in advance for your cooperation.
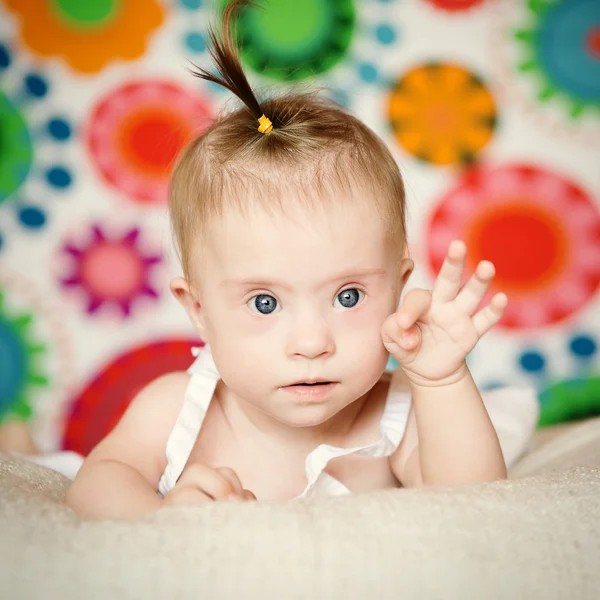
[2,0,538,518]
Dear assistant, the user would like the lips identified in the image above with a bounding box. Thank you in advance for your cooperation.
[280,380,338,400]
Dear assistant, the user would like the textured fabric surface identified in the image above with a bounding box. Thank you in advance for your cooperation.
[1,418,600,600]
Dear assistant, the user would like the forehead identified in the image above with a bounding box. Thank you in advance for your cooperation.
[199,196,393,284]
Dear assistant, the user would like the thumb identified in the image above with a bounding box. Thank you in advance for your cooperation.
[381,313,422,359]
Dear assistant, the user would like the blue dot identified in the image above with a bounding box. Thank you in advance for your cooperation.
[519,351,546,373]
[358,63,378,83]
[185,32,206,53]
[570,335,597,358]
[18,206,46,228]
[330,89,350,107]
[205,78,227,95]
[376,24,396,45]
[180,0,202,8]
[482,381,506,391]
[25,74,49,98]
[0,44,10,70]
[46,166,72,188]
[48,118,71,141]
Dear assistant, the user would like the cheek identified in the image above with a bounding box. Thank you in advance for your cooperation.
[204,304,278,386]
[334,298,392,363]
[337,294,393,338]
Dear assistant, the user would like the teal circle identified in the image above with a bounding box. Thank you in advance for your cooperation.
[0,315,27,415]
[536,0,600,104]
[180,0,202,8]
[376,24,396,45]
[185,31,206,53]
[358,62,378,82]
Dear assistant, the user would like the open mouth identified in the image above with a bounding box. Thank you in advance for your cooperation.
[294,381,332,386]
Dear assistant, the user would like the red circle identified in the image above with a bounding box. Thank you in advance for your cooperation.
[61,339,202,455]
[121,109,187,174]
[586,27,600,58]
[468,204,567,291]
[425,0,484,11]
[87,81,213,204]
[426,164,600,329]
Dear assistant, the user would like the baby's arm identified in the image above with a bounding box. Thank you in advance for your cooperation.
[390,366,506,488]
[65,372,189,519]
[383,242,508,488]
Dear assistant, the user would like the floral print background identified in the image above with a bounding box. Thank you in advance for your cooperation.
[0,0,598,455]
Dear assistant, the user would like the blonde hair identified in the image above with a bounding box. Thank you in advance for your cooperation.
[169,0,407,282]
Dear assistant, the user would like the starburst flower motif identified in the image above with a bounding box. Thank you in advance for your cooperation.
[0,290,48,422]
[388,63,497,166]
[59,225,162,317]
[86,80,213,204]
[514,0,600,119]
[427,164,600,329]
[181,0,402,110]
[4,0,164,74]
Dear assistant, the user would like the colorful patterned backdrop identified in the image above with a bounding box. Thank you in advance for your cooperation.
[0,0,599,455]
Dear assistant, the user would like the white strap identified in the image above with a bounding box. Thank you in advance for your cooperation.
[157,346,220,497]
[297,369,412,498]
[157,352,412,499]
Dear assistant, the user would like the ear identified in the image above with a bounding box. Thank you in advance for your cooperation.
[398,256,414,289]
[398,243,414,289]
[170,277,206,337]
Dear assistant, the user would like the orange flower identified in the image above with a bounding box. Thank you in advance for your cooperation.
[388,63,497,166]
[5,0,164,74]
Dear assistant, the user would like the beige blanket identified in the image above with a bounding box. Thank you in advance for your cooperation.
[1,418,600,600]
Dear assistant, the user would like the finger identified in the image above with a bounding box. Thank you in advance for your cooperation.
[454,260,495,315]
[381,293,428,354]
[395,289,432,331]
[432,240,467,303]
[216,467,245,496]
[472,293,508,336]
[242,489,257,501]
[177,464,237,500]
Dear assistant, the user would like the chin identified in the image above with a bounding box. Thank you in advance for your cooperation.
[277,401,346,429]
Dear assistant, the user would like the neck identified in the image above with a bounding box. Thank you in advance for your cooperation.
[215,382,371,455]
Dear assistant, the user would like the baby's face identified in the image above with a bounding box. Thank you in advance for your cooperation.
[188,196,410,428]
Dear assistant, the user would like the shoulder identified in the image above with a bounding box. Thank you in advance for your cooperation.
[84,370,192,486]
[134,371,191,405]
[116,370,192,441]
[117,370,191,429]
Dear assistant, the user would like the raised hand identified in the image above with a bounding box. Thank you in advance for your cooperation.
[381,240,507,387]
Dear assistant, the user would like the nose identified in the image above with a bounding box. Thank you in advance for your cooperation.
[286,314,335,360]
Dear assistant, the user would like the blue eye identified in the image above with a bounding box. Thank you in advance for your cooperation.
[334,288,363,309]
[249,294,279,315]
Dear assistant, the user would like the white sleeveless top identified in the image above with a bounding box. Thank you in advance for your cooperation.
[157,345,412,499]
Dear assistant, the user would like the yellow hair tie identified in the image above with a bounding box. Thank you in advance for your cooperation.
[257,114,273,134]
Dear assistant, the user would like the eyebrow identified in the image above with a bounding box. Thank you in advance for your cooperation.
[221,268,387,291]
